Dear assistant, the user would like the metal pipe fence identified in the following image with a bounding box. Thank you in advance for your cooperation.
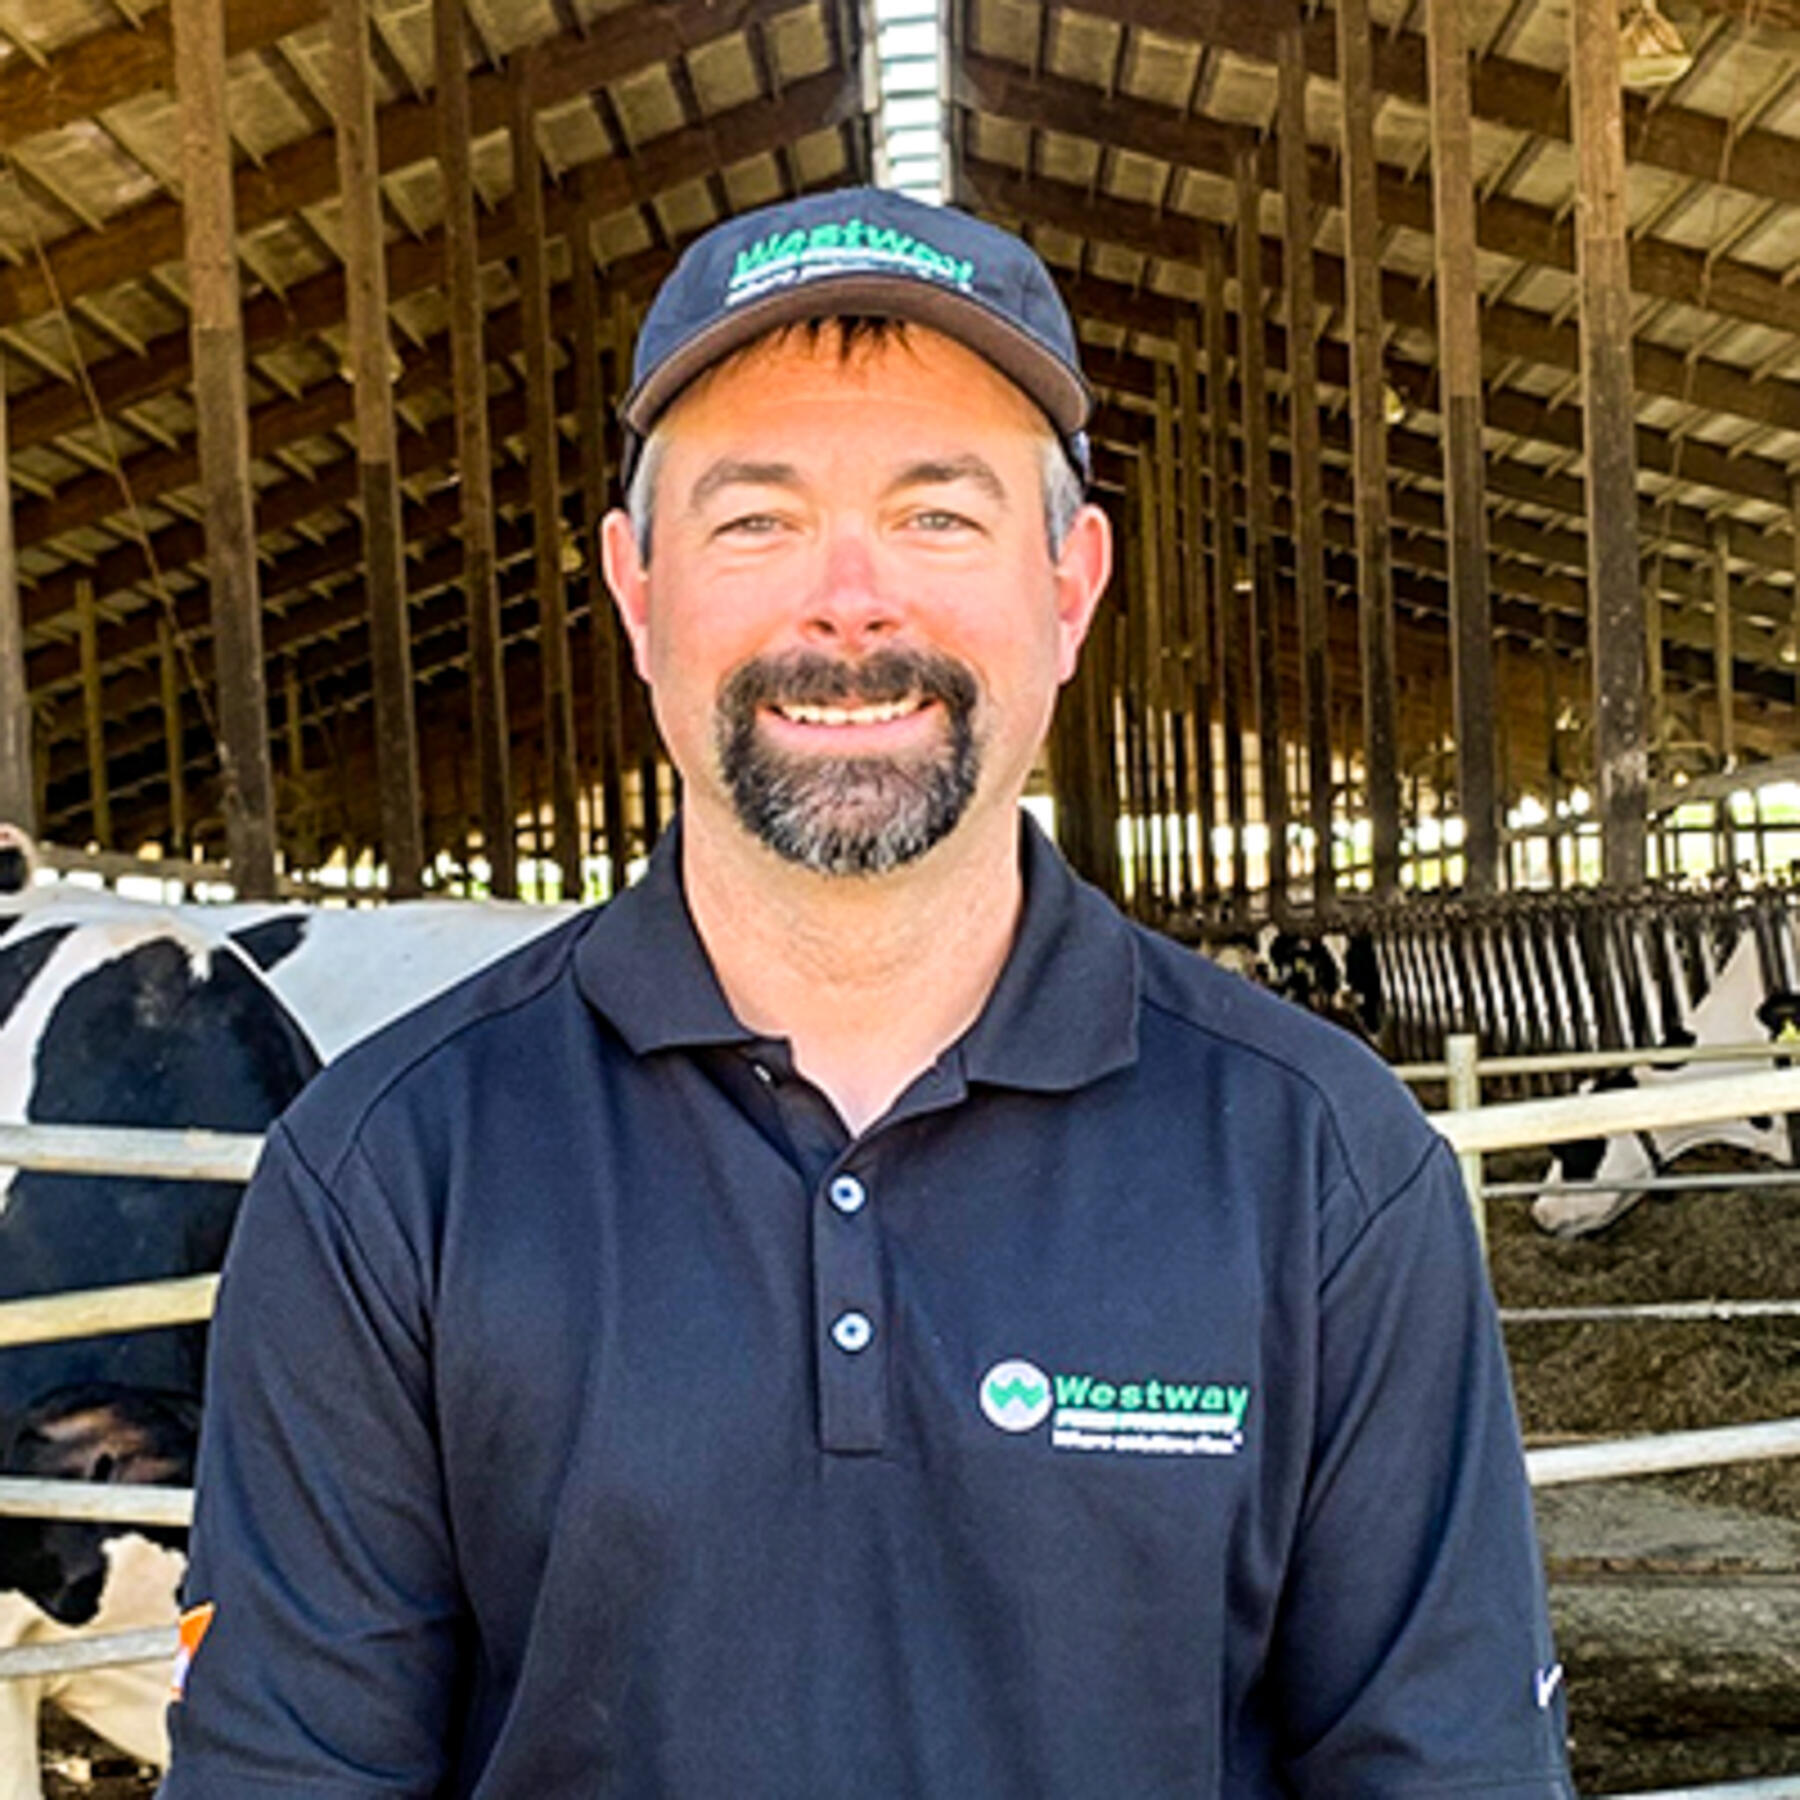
[0,1057,1793,1697]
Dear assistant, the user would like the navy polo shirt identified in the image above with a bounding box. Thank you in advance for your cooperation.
[166,821,1573,1798]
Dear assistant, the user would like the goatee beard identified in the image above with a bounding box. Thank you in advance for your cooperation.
[714,648,981,876]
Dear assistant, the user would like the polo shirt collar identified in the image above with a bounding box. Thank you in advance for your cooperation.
[955,814,1139,1093]
[574,820,755,1055]
[574,813,1140,1090]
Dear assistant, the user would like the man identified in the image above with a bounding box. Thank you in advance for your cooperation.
[164,187,1572,1796]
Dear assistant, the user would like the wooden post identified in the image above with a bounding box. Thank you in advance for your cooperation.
[1426,0,1498,896]
[1277,25,1332,910]
[174,0,278,897]
[573,171,628,887]
[435,0,516,896]
[1236,147,1285,915]
[1153,364,1191,905]
[512,62,582,901]
[76,577,111,848]
[1712,521,1735,767]
[1791,476,1800,717]
[1204,227,1248,913]
[0,364,31,836]
[158,617,187,853]
[332,0,424,896]
[1176,314,1216,907]
[1570,0,1649,889]
[1336,0,1401,899]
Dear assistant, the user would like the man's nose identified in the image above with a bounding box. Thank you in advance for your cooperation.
[801,525,901,650]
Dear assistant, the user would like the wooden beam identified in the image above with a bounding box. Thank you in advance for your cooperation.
[512,59,582,900]
[1335,0,1400,898]
[1426,0,1498,895]
[1203,229,1247,913]
[1713,521,1735,767]
[1175,313,1216,906]
[1053,0,1800,216]
[174,0,278,896]
[0,358,30,835]
[573,169,629,880]
[0,0,822,334]
[1235,146,1285,912]
[158,616,186,853]
[75,577,110,849]
[1570,0,1648,888]
[332,0,424,896]
[1277,19,1330,908]
[435,0,515,896]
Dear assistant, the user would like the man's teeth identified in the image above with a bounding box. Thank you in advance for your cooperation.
[776,697,924,726]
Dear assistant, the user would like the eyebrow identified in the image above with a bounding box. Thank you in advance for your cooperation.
[686,459,803,512]
[887,456,1009,507]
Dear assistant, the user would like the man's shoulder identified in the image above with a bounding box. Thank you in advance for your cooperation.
[1127,922,1440,1202]
[277,907,598,1177]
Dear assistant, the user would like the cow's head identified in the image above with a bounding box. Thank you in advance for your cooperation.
[1533,1068,1650,1236]
[0,825,34,897]
[0,1385,197,1624]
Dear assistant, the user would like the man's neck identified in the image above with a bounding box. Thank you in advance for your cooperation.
[680,802,1024,1136]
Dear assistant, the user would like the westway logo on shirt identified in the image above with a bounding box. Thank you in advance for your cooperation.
[979,1358,1252,1457]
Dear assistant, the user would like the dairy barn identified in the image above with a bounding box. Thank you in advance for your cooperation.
[1,0,1799,1791]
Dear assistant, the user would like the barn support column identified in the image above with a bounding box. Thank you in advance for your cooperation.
[158,618,187,854]
[1176,315,1217,908]
[1711,521,1735,768]
[0,366,32,838]
[1153,375,1187,903]
[1336,0,1401,900]
[1204,228,1247,914]
[1278,23,1331,909]
[1570,0,1649,889]
[1426,0,1499,896]
[1236,148,1285,916]
[435,0,516,897]
[573,173,628,890]
[1791,475,1800,719]
[332,0,424,897]
[76,576,111,848]
[174,0,278,898]
[512,63,583,901]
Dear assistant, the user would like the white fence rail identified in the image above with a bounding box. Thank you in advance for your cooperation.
[0,1055,1793,1701]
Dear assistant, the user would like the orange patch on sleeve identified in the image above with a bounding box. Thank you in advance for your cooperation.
[170,1601,215,1702]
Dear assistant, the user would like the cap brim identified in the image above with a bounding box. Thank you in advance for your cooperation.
[622,274,1092,443]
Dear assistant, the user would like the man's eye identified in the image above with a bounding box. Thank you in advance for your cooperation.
[717,513,785,537]
[909,509,976,532]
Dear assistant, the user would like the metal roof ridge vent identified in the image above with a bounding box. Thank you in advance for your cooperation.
[864,0,946,204]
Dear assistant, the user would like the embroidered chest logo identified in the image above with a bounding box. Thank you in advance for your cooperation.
[979,1358,1251,1458]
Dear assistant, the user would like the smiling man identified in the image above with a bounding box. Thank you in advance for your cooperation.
[164,189,1573,1797]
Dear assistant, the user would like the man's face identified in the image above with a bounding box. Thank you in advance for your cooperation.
[603,324,1110,876]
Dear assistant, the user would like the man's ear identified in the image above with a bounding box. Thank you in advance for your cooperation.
[1051,502,1113,683]
[600,508,652,679]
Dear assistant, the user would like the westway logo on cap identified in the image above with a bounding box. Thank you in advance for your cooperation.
[725,216,978,310]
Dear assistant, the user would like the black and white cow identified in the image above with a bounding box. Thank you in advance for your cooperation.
[1531,932,1798,1236]
[0,841,574,1792]
[1204,926,1383,1044]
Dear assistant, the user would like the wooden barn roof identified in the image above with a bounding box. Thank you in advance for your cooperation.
[7,0,1800,858]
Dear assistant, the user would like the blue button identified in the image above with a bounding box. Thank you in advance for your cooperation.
[828,1174,868,1215]
[831,1311,874,1353]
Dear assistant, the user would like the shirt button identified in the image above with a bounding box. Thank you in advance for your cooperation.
[827,1174,867,1215]
[831,1310,874,1353]
[752,1063,774,1086]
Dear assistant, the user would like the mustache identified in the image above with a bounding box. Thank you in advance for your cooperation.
[719,648,979,717]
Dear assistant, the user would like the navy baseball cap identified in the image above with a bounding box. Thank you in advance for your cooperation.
[621,187,1093,482]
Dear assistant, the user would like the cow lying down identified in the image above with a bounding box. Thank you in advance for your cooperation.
[1531,934,1800,1237]
[0,847,572,1793]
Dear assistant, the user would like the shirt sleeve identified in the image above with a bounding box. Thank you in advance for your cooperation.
[1268,1137,1575,1797]
[161,1121,460,1798]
